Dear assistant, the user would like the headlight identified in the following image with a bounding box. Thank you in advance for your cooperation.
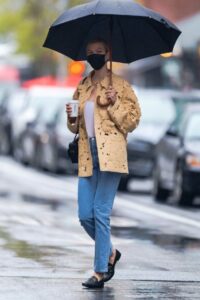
[186,154,200,168]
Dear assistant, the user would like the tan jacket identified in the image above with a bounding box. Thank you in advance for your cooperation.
[67,69,141,177]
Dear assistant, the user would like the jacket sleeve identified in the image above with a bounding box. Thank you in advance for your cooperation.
[107,80,141,135]
[66,82,81,134]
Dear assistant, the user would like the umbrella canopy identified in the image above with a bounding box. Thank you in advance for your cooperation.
[43,0,181,63]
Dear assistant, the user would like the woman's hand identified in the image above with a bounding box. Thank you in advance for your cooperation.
[65,104,77,123]
[105,85,117,105]
[65,104,72,118]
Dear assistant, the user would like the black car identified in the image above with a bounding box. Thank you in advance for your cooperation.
[153,99,200,206]
[118,88,176,191]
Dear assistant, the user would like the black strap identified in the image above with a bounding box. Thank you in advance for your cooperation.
[73,114,80,140]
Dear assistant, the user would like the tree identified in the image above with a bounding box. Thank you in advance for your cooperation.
[0,0,88,76]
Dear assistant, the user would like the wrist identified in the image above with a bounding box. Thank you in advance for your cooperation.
[68,116,77,124]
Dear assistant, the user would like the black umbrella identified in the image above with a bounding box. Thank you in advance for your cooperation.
[43,0,181,86]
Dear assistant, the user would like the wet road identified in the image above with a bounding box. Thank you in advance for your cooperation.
[0,157,200,299]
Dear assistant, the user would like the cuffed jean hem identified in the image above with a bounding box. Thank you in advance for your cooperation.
[94,268,108,273]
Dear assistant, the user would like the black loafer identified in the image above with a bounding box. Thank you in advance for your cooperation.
[103,249,121,282]
[82,275,104,288]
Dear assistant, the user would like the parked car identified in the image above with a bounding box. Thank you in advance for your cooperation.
[0,82,19,154]
[34,107,77,174]
[153,96,200,206]
[20,95,76,174]
[118,88,176,191]
[12,86,74,163]
[0,88,28,155]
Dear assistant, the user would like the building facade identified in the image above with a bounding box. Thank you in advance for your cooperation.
[140,0,200,22]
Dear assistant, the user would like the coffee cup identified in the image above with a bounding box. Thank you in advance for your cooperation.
[68,99,79,117]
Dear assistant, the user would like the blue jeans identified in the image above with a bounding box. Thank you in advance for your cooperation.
[78,137,122,272]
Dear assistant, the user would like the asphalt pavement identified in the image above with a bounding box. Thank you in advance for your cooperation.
[0,157,200,299]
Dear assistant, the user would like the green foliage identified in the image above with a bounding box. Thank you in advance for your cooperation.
[68,0,88,7]
[0,0,88,61]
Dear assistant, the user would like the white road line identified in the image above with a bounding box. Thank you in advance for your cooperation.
[115,195,200,229]
[2,158,200,230]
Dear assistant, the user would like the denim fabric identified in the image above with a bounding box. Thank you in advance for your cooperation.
[78,137,122,272]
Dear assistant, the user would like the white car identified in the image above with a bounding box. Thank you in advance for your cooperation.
[12,85,75,162]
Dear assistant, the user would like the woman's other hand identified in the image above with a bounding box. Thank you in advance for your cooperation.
[105,85,117,105]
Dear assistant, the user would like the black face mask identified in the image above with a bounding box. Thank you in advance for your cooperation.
[86,53,107,70]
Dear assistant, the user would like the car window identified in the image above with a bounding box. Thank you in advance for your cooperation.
[170,100,200,134]
[7,92,27,114]
[0,90,5,106]
[184,113,200,141]
[137,92,175,125]
[0,87,9,106]
[37,97,66,124]
[57,109,66,126]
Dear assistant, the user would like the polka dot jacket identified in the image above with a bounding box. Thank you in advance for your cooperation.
[67,70,141,177]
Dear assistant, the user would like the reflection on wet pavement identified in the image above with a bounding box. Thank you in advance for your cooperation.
[22,193,64,211]
[0,226,58,267]
[1,277,200,299]
[112,225,200,251]
[1,157,200,298]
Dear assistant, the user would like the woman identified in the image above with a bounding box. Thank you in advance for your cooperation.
[66,38,141,288]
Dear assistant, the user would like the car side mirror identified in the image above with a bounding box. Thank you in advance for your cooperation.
[166,127,179,138]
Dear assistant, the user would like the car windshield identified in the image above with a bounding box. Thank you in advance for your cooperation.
[171,96,200,131]
[7,91,27,114]
[137,91,175,125]
[58,109,67,127]
[0,88,6,105]
[184,113,200,141]
[37,97,66,124]
[0,85,11,105]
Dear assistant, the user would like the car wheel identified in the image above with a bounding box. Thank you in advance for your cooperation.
[118,176,129,191]
[34,143,43,169]
[42,144,59,173]
[153,166,170,203]
[66,159,76,175]
[173,167,194,206]
[13,139,24,163]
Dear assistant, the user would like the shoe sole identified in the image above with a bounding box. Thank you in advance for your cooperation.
[82,283,104,288]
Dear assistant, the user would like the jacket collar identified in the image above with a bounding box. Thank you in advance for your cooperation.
[83,69,113,90]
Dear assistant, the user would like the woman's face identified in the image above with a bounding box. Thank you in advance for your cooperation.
[86,42,109,60]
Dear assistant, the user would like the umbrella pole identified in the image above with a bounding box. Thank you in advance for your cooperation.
[109,16,113,87]
[109,46,112,86]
